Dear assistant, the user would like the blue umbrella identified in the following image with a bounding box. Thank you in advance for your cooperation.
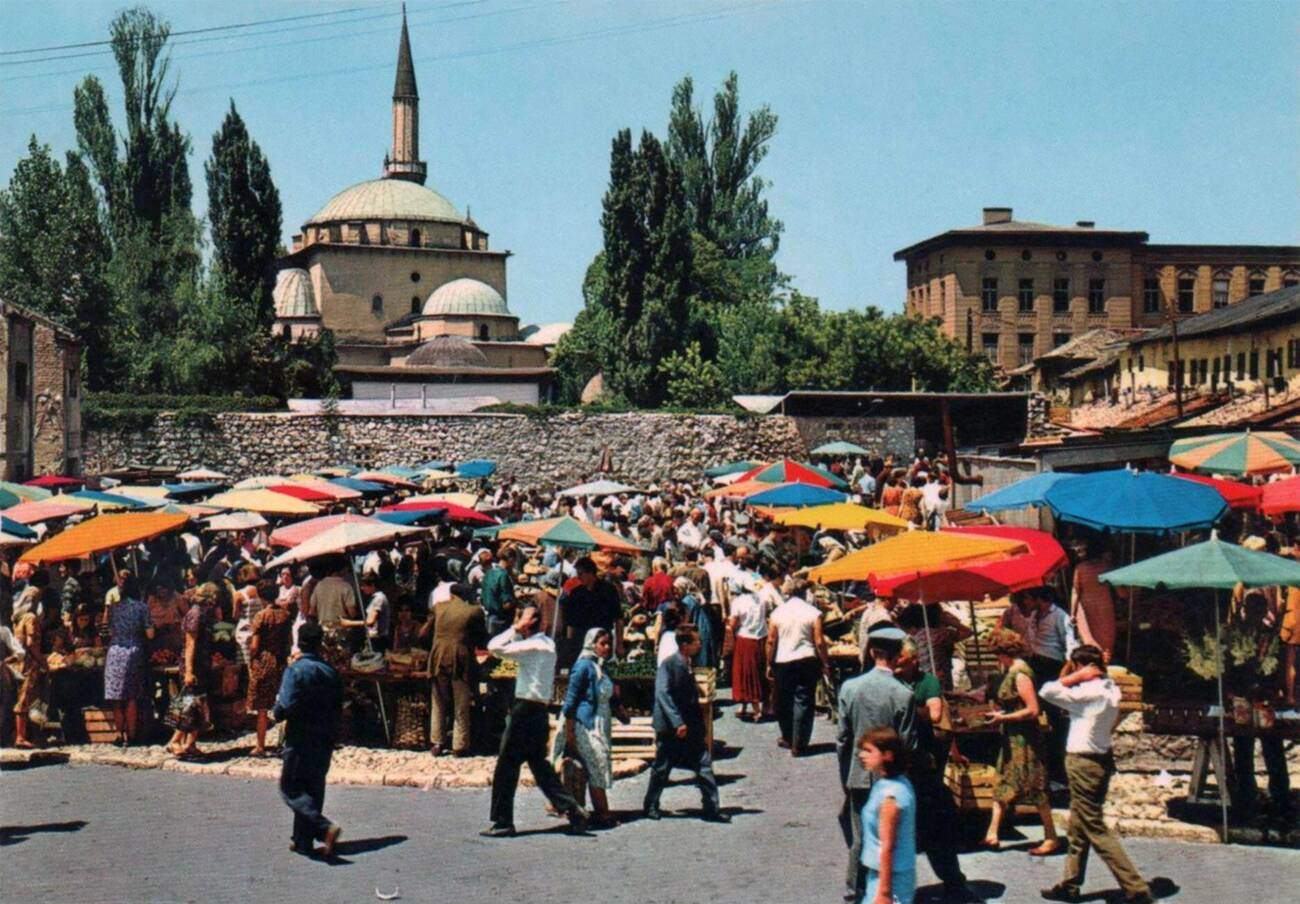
[744,483,848,508]
[965,472,1080,513]
[457,459,496,479]
[329,477,388,496]
[374,508,444,526]
[162,481,227,498]
[380,466,424,479]
[1043,469,1227,533]
[0,516,37,539]
[417,460,451,472]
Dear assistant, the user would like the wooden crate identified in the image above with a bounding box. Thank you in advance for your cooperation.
[81,706,118,744]
[944,761,1037,815]
[1108,666,1144,713]
[611,717,657,761]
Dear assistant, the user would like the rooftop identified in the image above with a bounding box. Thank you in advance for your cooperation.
[304,178,462,227]
[894,207,1148,259]
[1130,283,1300,346]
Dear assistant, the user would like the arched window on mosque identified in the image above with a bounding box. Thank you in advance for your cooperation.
[409,228,421,247]
[372,294,383,314]
[479,323,490,341]
[411,295,421,315]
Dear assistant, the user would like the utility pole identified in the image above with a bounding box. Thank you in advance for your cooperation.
[966,307,973,353]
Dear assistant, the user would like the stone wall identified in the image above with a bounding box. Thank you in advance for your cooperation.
[83,411,914,489]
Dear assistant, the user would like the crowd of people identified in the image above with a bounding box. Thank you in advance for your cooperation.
[2,449,1297,904]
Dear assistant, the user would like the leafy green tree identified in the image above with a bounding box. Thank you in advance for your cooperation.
[661,341,727,408]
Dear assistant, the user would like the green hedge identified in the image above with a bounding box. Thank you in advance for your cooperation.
[476,401,752,418]
[84,393,284,430]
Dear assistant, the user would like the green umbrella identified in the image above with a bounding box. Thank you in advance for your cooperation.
[1101,533,1300,838]
[0,488,22,509]
[0,480,52,503]
[704,460,760,479]
[811,441,869,456]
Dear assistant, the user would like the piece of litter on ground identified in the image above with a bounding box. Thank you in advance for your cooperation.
[376,887,400,900]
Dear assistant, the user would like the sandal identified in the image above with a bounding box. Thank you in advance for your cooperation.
[976,838,1001,851]
[1029,840,1063,856]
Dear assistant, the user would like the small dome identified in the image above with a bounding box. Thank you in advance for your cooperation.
[305,178,462,227]
[423,278,509,316]
[273,268,318,318]
[520,322,572,346]
[406,335,490,368]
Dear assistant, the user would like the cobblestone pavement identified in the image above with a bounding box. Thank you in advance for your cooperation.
[3,705,1297,904]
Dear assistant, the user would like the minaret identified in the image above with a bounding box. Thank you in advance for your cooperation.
[384,5,427,184]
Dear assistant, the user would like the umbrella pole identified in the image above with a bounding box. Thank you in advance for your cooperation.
[918,583,937,681]
[1125,533,1136,665]
[352,558,390,746]
[968,597,982,685]
[1214,589,1229,842]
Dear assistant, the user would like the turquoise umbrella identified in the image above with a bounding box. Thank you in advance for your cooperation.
[811,441,869,456]
[1044,468,1227,533]
[1101,534,1300,839]
[965,471,1079,513]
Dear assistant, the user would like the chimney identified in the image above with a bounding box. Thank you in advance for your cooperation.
[982,207,1013,225]
[1076,220,1095,229]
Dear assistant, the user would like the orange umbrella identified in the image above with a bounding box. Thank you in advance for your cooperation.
[705,478,772,500]
[20,512,190,564]
[808,530,1026,585]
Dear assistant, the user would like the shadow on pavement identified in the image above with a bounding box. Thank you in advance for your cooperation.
[334,834,409,856]
[916,879,1007,903]
[0,820,88,846]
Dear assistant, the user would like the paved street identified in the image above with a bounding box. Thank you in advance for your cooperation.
[2,705,1296,904]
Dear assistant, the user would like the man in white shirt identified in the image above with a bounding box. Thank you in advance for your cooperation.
[676,509,706,550]
[1039,645,1152,904]
[765,578,829,756]
[481,606,587,837]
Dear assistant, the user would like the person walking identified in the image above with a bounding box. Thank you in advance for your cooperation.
[642,625,728,822]
[836,624,916,903]
[727,581,768,722]
[555,627,624,826]
[481,605,588,837]
[423,584,487,756]
[766,578,828,756]
[272,622,344,860]
[1039,645,1153,904]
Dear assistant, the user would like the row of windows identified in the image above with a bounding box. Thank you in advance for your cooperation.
[981,249,1106,263]
[981,277,1106,314]
[1142,272,1298,314]
[1127,340,1300,385]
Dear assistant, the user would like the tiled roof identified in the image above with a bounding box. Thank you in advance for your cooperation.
[1036,328,1142,364]
[1131,284,1300,345]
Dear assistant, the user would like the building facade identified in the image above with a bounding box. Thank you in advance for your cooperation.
[0,301,83,479]
[896,207,1299,373]
[272,11,561,403]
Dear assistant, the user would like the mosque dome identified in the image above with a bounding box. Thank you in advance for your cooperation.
[423,278,509,316]
[304,178,462,227]
[405,335,490,368]
[272,268,318,318]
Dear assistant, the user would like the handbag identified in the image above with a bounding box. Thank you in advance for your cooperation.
[164,691,206,732]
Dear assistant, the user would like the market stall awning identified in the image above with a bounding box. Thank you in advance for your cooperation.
[1260,476,1300,517]
[266,484,339,503]
[1101,533,1300,590]
[283,475,364,500]
[2,500,85,524]
[380,500,496,526]
[328,476,389,496]
[0,480,52,503]
[737,458,847,489]
[24,474,85,490]
[964,471,1079,513]
[557,479,638,497]
[774,502,910,533]
[177,467,231,482]
[809,530,1026,585]
[401,492,479,509]
[704,460,760,479]
[70,490,154,510]
[205,489,320,516]
[314,466,358,478]
[743,482,847,508]
[270,513,378,547]
[264,521,427,569]
[0,516,37,540]
[19,512,190,564]
[873,526,1067,600]
[353,471,420,490]
[1043,468,1227,534]
[374,508,443,527]
[481,515,645,554]
[705,478,773,500]
[233,475,287,490]
[161,481,229,499]
[1171,472,1262,510]
[456,459,497,479]
[810,441,870,456]
[203,511,268,532]
[1168,430,1300,477]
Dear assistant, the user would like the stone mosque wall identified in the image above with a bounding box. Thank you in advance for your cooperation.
[83,411,915,489]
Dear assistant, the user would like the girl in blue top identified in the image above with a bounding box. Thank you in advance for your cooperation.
[858,727,917,904]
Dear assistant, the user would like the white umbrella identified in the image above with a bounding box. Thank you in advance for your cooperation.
[203,511,269,532]
[233,475,286,490]
[178,467,231,482]
[0,532,35,548]
[712,471,747,486]
[557,479,637,497]
[264,521,427,570]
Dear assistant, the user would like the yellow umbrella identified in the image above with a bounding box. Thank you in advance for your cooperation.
[776,502,910,533]
[20,512,190,564]
[205,489,320,516]
[809,530,1026,584]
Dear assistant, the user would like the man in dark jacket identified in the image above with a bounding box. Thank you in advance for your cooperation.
[273,622,344,859]
[422,584,487,756]
[642,625,728,822]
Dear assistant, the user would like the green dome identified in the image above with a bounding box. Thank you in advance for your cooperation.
[423,278,509,316]
[305,178,462,226]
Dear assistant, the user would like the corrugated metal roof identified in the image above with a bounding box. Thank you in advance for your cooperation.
[1131,284,1300,345]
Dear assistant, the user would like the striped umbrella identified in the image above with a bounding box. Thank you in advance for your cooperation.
[478,516,645,554]
[1169,430,1300,477]
[737,458,848,489]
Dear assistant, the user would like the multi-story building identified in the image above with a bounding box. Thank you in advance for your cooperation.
[1,300,83,479]
[895,207,1299,373]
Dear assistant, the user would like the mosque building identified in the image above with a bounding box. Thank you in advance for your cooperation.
[272,10,567,408]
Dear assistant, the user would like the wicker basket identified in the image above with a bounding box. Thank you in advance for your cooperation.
[393,694,429,750]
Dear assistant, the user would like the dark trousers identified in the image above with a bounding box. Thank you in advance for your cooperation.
[280,744,334,849]
[838,786,871,899]
[1232,734,1293,813]
[774,657,821,749]
[1029,654,1068,781]
[642,730,720,814]
[489,699,579,828]
[912,765,967,888]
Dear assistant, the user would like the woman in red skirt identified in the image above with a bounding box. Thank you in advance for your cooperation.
[728,582,769,721]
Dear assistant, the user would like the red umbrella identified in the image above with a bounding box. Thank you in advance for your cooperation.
[873,525,1068,600]
[380,500,498,526]
[1171,472,1262,511]
[267,484,338,503]
[25,475,84,490]
[1260,476,1300,517]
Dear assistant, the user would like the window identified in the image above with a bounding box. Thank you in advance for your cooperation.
[981,278,998,312]
[1288,338,1300,370]
[1177,277,1195,313]
[1211,356,1220,387]
[1053,332,1071,348]
[1236,352,1246,381]
[411,295,421,314]
[409,228,422,247]
[984,250,996,261]
[1018,278,1035,313]
[13,361,28,398]
[1017,333,1035,366]
[1249,350,1259,380]
[980,332,1000,359]
[1053,278,1070,314]
[410,271,421,283]
[1142,278,1161,314]
[1248,273,1266,296]
[1138,354,1144,372]
[371,294,383,314]
[1212,277,1229,309]
[1087,278,1105,315]
[478,324,490,341]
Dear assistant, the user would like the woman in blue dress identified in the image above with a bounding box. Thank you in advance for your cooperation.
[675,577,718,670]
[857,726,917,904]
[103,573,154,747]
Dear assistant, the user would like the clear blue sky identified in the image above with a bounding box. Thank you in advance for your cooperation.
[3,0,1297,328]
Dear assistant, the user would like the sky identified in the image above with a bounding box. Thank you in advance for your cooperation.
[2,0,1297,328]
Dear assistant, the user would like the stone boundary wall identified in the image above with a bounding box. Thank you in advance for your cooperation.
[83,411,914,490]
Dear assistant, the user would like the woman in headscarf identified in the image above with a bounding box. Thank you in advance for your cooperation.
[9,580,47,748]
[675,576,718,671]
[555,627,622,826]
